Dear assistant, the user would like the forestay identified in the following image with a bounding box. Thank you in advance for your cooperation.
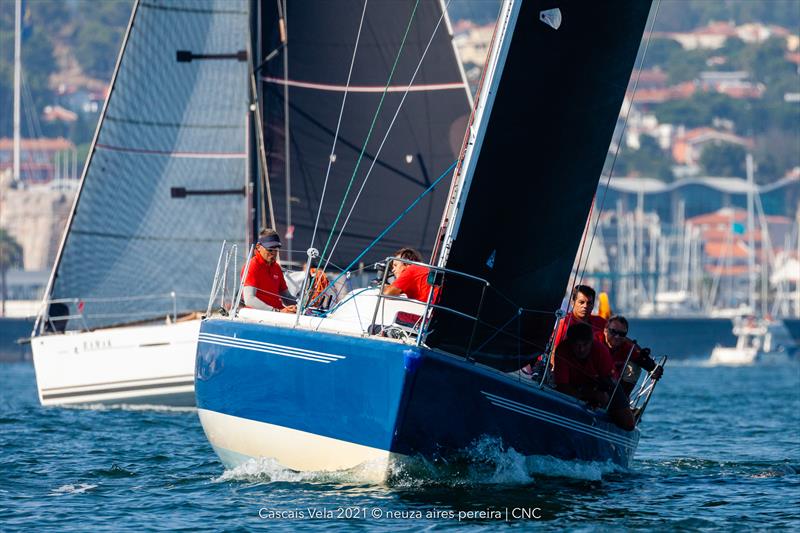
[42,0,250,331]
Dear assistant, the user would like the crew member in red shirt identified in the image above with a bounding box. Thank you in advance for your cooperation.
[242,229,297,313]
[554,322,635,431]
[597,315,663,396]
[552,284,608,347]
[383,247,436,303]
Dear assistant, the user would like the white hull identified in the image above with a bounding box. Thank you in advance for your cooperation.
[709,346,757,366]
[197,408,392,476]
[709,346,792,366]
[31,320,200,406]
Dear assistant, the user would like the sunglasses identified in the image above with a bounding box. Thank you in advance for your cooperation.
[607,328,627,337]
[259,245,279,252]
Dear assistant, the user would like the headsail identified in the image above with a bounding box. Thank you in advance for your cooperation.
[259,0,471,266]
[42,0,251,331]
[427,0,653,359]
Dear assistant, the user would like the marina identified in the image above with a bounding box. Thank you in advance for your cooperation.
[1,0,798,530]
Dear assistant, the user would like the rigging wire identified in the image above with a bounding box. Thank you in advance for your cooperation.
[322,0,453,271]
[316,0,421,268]
[306,158,456,309]
[307,0,369,253]
[571,0,662,308]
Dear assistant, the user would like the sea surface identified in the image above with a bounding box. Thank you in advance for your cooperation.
[1,360,798,531]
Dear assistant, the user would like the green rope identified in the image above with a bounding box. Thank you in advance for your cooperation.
[317,0,421,266]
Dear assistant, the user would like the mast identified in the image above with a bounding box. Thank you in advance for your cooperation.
[435,0,519,269]
[13,0,22,183]
[746,153,756,314]
[277,0,291,262]
[248,0,261,243]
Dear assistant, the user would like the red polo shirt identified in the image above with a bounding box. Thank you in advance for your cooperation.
[393,264,436,302]
[553,339,614,388]
[242,253,288,310]
[553,313,608,348]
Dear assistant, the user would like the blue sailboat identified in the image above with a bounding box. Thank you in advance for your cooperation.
[196,0,655,474]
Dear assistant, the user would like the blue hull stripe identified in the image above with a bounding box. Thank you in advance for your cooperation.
[482,391,636,449]
[198,332,345,364]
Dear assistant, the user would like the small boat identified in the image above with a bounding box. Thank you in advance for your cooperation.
[196,0,656,475]
[709,317,796,365]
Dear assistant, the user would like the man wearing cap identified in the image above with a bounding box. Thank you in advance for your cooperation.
[242,229,297,313]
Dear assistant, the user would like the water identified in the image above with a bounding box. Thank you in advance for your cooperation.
[1,361,798,531]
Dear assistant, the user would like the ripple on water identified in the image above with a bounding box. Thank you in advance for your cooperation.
[50,484,98,496]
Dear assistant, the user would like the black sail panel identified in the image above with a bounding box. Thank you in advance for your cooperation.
[426,1,653,360]
[261,0,470,266]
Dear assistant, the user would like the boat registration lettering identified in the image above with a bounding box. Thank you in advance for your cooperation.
[81,338,112,352]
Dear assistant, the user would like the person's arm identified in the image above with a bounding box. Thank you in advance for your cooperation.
[242,286,277,311]
[278,289,297,313]
[383,268,411,296]
[633,346,663,379]
[383,284,403,296]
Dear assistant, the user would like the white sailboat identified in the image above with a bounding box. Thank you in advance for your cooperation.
[31,0,252,406]
[30,0,472,406]
[709,316,795,365]
[709,154,798,365]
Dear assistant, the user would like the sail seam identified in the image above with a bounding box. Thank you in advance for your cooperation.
[70,230,242,243]
[317,0,421,270]
[323,0,454,270]
[139,2,246,15]
[105,115,242,129]
[262,77,465,93]
[307,0,369,261]
[95,143,246,158]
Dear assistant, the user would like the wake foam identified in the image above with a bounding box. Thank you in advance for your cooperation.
[63,403,196,413]
[214,435,622,486]
[213,456,391,485]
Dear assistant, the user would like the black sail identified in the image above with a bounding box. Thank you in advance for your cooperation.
[259,1,471,266]
[426,1,653,361]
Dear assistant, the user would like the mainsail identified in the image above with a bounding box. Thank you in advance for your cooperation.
[427,0,653,359]
[42,0,251,331]
[258,0,471,266]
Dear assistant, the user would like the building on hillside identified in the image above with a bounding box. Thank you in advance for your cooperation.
[0,173,77,271]
[697,71,765,99]
[671,127,753,167]
[0,137,78,183]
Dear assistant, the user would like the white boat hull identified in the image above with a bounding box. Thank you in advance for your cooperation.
[709,346,793,366]
[197,408,392,477]
[31,320,200,406]
[709,346,757,366]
